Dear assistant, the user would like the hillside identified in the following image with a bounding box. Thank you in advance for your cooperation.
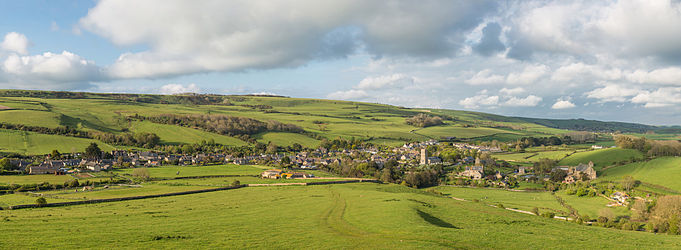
[0,89,663,155]
[1,183,679,248]
[558,148,645,171]
[601,157,681,193]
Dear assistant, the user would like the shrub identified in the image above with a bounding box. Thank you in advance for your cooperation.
[532,207,540,215]
[541,212,555,218]
[132,168,150,180]
[231,180,241,187]
[35,197,47,206]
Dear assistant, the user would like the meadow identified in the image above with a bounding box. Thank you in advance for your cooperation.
[600,157,681,192]
[431,186,567,215]
[0,129,117,155]
[558,148,645,171]
[1,183,679,249]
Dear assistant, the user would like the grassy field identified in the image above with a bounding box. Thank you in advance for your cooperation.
[253,132,320,147]
[493,150,575,163]
[130,121,247,146]
[0,129,117,155]
[0,93,589,151]
[554,191,630,219]
[113,164,265,178]
[1,183,679,248]
[559,148,645,171]
[431,186,567,215]
[0,174,75,185]
[600,157,681,192]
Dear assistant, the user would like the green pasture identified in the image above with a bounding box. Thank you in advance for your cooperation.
[113,165,265,178]
[253,132,320,148]
[0,129,117,155]
[554,191,630,219]
[0,174,74,185]
[0,110,61,128]
[1,183,678,249]
[600,157,681,193]
[431,186,567,215]
[130,121,247,146]
[559,148,645,171]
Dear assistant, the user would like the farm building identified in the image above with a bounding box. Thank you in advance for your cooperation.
[261,169,283,179]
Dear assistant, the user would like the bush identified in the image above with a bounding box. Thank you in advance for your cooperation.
[231,180,241,187]
[541,212,556,218]
[532,207,540,215]
[405,114,443,128]
[35,197,47,206]
[132,168,150,180]
[497,203,505,209]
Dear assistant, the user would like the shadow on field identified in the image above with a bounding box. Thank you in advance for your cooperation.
[416,209,460,229]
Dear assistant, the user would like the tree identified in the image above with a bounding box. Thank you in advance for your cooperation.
[380,168,393,183]
[550,170,567,182]
[280,156,291,166]
[132,168,150,180]
[266,142,278,154]
[50,149,61,159]
[632,200,649,222]
[0,158,14,171]
[35,197,47,207]
[85,143,102,159]
[649,195,681,234]
[621,176,636,191]
[231,180,241,187]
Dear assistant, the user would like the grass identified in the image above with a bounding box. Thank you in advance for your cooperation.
[554,191,630,219]
[494,150,574,163]
[559,148,645,171]
[1,183,679,248]
[0,110,61,128]
[600,157,681,192]
[0,174,75,185]
[0,129,117,155]
[415,125,517,139]
[253,132,320,148]
[130,121,247,146]
[113,164,265,178]
[431,186,568,215]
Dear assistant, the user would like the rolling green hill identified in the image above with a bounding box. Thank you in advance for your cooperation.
[558,148,645,171]
[0,89,665,155]
[601,157,681,193]
[1,183,679,249]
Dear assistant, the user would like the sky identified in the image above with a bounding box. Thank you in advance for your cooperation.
[1,0,681,125]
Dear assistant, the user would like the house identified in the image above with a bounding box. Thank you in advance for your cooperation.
[261,169,283,179]
[611,191,630,205]
[29,163,61,175]
[281,172,313,179]
[460,165,484,179]
[569,161,597,180]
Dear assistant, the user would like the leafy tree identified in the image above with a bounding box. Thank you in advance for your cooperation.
[621,175,636,191]
[231,180,241,187]
[649,195,681,234]
[132,168,150,180]
[380,168,393,183]
[0,158,14,171]
[85,143,102,159]
[266,142,278,154]
[280,156,291,165]
[550,169,567,182]
[50,149,61,159]
[35,197,47,206]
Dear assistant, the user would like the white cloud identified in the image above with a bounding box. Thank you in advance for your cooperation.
[1,51,102,89]
[356,74,413,90]
[499,87,525,95]
[80,0,495,79]
[1,32,29,55]
[506,64,548,85]
[631,87,681,108]
[626,67,681,85]
[552,98,576,109]
[465,69,504,85]
[502,95,542,107]
[159,83,200,95]
[586,84,641,102]
[458,94,499,108]
[327,89,368,100]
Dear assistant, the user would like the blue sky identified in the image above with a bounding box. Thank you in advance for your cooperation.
[2,0,681,125]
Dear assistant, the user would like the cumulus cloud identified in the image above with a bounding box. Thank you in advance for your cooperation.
[502,95,542,107]
[327,89,368,100]
[1,32,29,55]
[506,65,548,85]
[79,0,496,79]
[159,83,200,95]
[625,67,681,85]
[1,50,102,90]
[631,87,681,108]
[586,84,641,102]
[356,74,413,90]
[499,87,525,95]
[465,69,504,85]
[459,94,499,108]
[552,98,576,109]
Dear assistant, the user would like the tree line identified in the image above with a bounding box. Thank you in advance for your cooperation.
[133,114,303,136]
[406,114,444,128]
[615,135,681,157]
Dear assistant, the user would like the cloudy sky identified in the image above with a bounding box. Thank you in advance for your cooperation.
[2,0,681,125]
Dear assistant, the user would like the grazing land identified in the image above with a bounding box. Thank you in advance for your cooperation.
[600,157,681,193]
[2,183,680,249]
